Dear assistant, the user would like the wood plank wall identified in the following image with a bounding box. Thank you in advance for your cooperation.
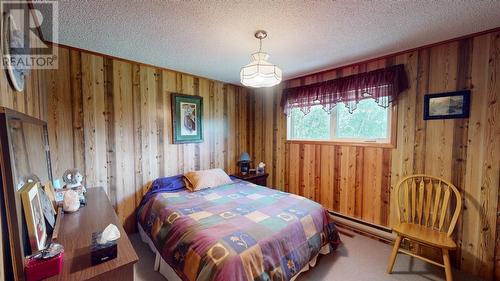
[0,46,251,233]
[0,62,48,121]
[248,86,287,190]
[51,48,251,232]
[251,32,500,280]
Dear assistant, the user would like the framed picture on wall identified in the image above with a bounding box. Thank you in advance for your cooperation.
[172,93,203,143]
[19,182,47,252]
[423,90,470,120]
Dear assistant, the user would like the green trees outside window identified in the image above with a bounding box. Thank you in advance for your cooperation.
[288,98,390,142]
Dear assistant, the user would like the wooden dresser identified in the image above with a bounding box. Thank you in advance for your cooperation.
[46,187,138,281]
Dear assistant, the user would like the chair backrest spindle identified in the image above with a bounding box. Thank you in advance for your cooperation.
[439,186,451,231]
[423,179,433,226]
[404,180,410,222]
[431,181,442,229]
[417,178,424,224]
[411,178,416,223]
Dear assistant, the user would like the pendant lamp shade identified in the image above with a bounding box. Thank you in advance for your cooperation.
[240,31,282,88]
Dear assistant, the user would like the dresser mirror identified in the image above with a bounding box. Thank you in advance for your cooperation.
[0,107,52,281]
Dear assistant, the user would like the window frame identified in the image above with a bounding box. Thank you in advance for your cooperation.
[286,103,398,148]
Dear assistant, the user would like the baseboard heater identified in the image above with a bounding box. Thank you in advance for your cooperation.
[329,211,396,242]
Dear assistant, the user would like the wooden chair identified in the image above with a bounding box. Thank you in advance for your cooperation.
[386,175,462,281]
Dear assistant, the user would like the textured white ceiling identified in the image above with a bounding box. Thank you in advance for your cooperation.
[43,1,500,84]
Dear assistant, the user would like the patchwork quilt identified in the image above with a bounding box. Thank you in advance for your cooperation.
[138,180,340,281]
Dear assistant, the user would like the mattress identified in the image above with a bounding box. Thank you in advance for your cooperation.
[137,180,340,281]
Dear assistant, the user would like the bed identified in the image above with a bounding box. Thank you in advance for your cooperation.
[137,174,341,281]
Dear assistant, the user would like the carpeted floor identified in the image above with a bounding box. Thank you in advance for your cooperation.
[130,231,482,281]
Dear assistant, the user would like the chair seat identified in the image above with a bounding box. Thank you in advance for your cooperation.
[393,223,457,249]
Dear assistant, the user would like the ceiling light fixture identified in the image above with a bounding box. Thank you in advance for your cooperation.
[240,30,282,88]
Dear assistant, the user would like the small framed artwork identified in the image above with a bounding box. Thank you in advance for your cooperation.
[20,182,47,252]
[424,90,470,120]
[172,93,203,143]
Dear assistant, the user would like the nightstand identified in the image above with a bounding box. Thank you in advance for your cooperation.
[232,172,269,187]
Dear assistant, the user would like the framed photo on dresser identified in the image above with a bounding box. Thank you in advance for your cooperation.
[19,182,47,252]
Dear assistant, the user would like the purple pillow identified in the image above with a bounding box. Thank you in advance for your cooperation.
[151,174,186,192]
[138,174,186,211]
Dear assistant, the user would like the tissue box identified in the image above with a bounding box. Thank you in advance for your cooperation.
[25,252,64,281]
[90,231,117,265]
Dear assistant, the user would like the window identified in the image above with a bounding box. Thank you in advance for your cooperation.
[287,98,392,143]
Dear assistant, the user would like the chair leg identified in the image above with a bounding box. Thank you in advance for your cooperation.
[442,248,453,281]
[387,235,402,273]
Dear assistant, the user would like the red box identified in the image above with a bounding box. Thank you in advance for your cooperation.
[25,252,64,281]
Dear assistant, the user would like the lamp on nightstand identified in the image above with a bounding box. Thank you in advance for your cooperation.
[238,152,251,175]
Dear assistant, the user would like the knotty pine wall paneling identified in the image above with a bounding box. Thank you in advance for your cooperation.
[251,31,500,280]
[463,33,500,280]
[0,62,47,121]
[251,85,286,191]
[9,46,252,233]
[282,142,391,226]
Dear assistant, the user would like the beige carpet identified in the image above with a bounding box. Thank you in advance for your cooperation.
[130,231,482,281]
